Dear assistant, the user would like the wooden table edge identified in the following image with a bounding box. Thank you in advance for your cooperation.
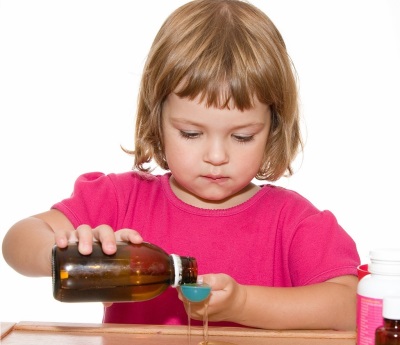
[12,321,356,340]
[1,322,16,340]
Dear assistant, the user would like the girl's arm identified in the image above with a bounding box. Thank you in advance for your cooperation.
[2,209,143,277]
[2,209,74,276]
[239,275,357,330]
[184,273,358,331]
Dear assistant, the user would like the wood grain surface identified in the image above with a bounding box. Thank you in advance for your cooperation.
[1,321,356,345]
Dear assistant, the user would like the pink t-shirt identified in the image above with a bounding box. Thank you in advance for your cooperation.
[52,171,360,326]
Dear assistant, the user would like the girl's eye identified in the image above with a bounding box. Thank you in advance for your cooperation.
[179,131,201,139]
[233,134,255,143]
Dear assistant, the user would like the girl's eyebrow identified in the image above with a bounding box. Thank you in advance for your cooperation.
[168,117,204,128]
[169,117,198,124]
[170,117,267,130]
[230,122,267,131]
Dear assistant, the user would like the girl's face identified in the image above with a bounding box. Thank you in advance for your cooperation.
[162,93,271,209]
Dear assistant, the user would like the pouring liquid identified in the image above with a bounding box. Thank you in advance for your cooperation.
[182,282,236,345]
[187,301,236,345]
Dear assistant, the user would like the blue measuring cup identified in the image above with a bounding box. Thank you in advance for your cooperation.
[181,283,211,303]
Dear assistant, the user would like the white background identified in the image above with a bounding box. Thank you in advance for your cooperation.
[1,0,399,324]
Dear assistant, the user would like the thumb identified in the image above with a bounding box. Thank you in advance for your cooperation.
[198,273,230,290]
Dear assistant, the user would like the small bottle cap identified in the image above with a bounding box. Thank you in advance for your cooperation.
[370,248,400,262]
[369,248,400,275]
[383,296,400,320]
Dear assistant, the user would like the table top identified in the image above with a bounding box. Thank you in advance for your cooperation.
[1,321,356,345]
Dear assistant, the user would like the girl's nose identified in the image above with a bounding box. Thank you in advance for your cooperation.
[203,139,229,165]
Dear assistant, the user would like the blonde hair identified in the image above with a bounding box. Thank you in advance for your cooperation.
[130,0,302,181]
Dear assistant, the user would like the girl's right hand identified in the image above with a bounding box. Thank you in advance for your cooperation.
[55,224,143,256]
[55,223,144,310]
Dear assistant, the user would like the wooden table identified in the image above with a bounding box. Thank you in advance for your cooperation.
[1,321,356,344]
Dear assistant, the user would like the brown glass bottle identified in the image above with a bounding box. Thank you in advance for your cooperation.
[52,241,197,303]
[375,296,400,345]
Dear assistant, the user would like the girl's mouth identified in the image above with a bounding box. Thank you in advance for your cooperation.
[203,175,228,182]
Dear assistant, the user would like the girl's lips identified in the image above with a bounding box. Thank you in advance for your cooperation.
[203,175,228,181]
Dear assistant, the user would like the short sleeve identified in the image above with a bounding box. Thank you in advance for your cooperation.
[289,210,360,286]
[52,172,119,229]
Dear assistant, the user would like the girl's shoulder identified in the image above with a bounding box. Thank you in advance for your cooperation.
[255,184,325,221]
[79,170,166,186]
[68,171,168,200]
[258,183,316,207]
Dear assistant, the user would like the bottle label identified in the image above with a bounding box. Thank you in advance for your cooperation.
[357,294,383,345]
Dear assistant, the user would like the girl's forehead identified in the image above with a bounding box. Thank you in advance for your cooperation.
[172,80,260,111]
[163,92,270,122]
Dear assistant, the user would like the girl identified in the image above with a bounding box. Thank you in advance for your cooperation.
[2,0,360,330]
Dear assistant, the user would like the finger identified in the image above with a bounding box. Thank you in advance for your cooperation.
[92,225,117,255]
[200,273,229,291]
[177,287,185,302]
[115,229,143,244]
[198,274,217,289]
[53,228,73,248]
[75,224,95,254]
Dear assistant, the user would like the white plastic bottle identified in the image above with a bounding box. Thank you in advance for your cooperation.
[357,248,400,345]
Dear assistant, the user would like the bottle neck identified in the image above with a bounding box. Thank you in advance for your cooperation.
[180,256,198,284]
[170,254,197,287]
[383,318,400,331]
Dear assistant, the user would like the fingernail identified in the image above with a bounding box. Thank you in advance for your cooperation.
[108,244,116,250]
[105,243,116,252]
[57,238,68,247]
[80,244,91,254]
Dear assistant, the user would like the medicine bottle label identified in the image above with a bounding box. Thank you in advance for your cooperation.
[357,294,383,345]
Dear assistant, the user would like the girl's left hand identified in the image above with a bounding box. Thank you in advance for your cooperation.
[178,273,247,323]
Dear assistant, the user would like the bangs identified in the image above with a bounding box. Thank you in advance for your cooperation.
[149,0,286,111]
[174,55,259,111]
[172,25,260,111]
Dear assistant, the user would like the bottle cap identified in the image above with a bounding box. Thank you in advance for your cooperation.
[369,248,400,275]
[170,254,182,287]
[370,248,400,261]
[383,296,400,320]
[170,255,197,287]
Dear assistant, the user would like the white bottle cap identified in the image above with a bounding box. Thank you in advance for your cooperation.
[170,254,182,287]
[383,296,400,320]
[369,248,400,275]
[370,248,400,261]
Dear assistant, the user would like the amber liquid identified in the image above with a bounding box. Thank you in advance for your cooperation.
[187,302,236,345]
[53,242,178,302]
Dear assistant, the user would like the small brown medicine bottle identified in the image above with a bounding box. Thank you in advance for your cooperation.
[52,241,198,303]
[375,296,400,345]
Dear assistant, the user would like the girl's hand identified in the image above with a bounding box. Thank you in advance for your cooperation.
[3,210,143,278]
[179,273,247,323]
[56,224,144,310]
[55,224,143,255]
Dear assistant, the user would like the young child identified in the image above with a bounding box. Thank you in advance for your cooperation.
[2,0,360,330]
